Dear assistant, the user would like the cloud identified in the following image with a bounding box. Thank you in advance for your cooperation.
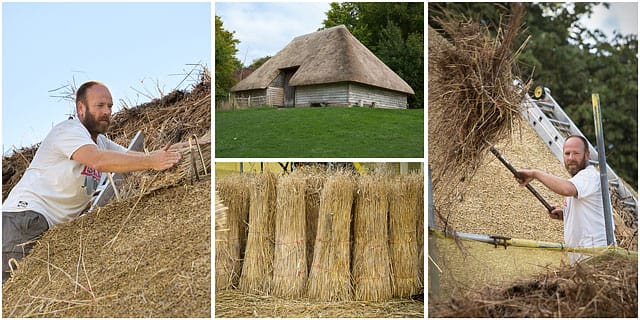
[587,2,637,39]
[216,2,331,65]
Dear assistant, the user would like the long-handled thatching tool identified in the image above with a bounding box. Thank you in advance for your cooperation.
[489,146,554,212]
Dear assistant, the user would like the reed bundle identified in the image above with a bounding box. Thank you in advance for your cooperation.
[299,166,327,274]
[389,175,420,298]
[352,175,392,301]
[272,175,307,298]
[215,175,251,290]
[239,172,277,295]
[306,172,355,301]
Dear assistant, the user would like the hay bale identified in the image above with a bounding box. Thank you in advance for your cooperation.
[215,175,251,290]
[352,175,392,301]
[272,175,307,298]
[239,172,277,295]
[389,175,420,297]
[306,172,355,301]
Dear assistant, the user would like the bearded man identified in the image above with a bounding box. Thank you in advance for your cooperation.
[2,81,182,283]
[515,135,615,248]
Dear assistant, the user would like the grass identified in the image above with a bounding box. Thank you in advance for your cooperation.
[215,107,424,158]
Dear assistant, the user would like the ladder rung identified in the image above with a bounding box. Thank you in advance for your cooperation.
[548,118,571,128]
[589,159,599,165]
[536,101,556,109]
[609,180,619,187]
[622,201,636,207]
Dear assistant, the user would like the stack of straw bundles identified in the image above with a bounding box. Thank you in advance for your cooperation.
[215,176,251,290]
[239,172,277,294]
[353,175,393,301]
[306,172,355,301]
[272,174,307,298]
[389,175,420,297]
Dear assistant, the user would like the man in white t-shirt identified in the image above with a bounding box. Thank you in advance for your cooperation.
[515,135,614,248]
[2,81,182,283]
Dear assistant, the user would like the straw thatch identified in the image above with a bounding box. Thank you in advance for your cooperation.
[272,174,308,298]
[2,179,211,318]
[306,172,356,301]
[428,4,529,218]
[389,175,421,298]
[231,25,414,95]
[215,175,251,290]
[239,172,277,295]
[352,175,392,301]
[430,253,637,318]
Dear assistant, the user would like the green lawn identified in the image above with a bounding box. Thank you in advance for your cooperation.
[215,107,424,158]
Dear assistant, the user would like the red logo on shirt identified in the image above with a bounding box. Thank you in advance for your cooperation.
[81,166,101,182]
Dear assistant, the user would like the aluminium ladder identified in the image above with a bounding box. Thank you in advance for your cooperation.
[518,84,637,223]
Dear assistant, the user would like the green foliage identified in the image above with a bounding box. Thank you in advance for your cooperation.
[428,2,638,187]
[323,2,424,107]
[215,15,241,102]
[215,107,424,157]
[248,56,272,70]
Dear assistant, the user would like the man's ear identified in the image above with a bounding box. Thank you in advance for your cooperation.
[76,102,84,118]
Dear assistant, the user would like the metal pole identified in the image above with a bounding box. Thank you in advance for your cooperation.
[592,94,615,246]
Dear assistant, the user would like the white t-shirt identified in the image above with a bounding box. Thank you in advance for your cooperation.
[2,119,127,227]
[563,165,615,247]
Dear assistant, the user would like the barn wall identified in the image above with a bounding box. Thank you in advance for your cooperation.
[347,83,408,109]
[267,87,284,107]
[295,83,351,107]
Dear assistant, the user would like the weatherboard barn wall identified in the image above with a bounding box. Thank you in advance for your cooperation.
[294,83,350,107]
[347,83,408,109]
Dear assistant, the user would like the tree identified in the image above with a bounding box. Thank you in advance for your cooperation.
[323,2,424,107]
[215,15,241,102]
[428,3,638,187]
[248,56,272,70]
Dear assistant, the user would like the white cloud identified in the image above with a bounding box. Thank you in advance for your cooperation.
[216,2,331,65]
[583,2,638,40]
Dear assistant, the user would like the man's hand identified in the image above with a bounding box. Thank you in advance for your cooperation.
[149,144,181,170]
[548,206,564,220]
[515,169,537,186]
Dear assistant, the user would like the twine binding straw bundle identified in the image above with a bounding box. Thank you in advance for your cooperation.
[389,175,420,298]
[352,175,392,301]
[215,175,251,290]
[306,171,355,301]
[239,172,277,295]
[272,174,307,298]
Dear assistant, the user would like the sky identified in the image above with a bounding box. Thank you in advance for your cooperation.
[2,2,211,153]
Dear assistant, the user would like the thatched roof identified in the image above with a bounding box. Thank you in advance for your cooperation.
[230,25,414,95]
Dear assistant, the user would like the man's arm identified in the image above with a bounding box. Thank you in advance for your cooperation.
[516,169,577,197]
[72,144,181,173]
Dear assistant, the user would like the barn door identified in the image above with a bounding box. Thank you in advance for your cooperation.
[282,67,299,107]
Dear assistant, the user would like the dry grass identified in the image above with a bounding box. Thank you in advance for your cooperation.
[353,175,392,301]
[2,180,211,318]
[239,172,277,295]
[306,171,356,301]
[430,253,637,318]
[272,174,307,298]
[428,4,530,229]
[389,175,421,298]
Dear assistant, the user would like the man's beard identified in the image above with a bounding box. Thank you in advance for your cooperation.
[81,108,110,137]
[565,156,588,176]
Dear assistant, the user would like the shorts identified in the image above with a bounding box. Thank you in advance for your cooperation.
[2,210,49,283]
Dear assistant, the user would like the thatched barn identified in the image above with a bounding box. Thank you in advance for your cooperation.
[230,25,414,109]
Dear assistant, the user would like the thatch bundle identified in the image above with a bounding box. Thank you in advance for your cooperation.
[215,175,251,290]
[300,166,327,272]
[389,175,421,297]
[272,174,307,298]
[306,172,356,301]
[430,253,637,317]
[428,4,529,218]
[352,175,392,301]
[413,173,425,286]
[239,172,277,295]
